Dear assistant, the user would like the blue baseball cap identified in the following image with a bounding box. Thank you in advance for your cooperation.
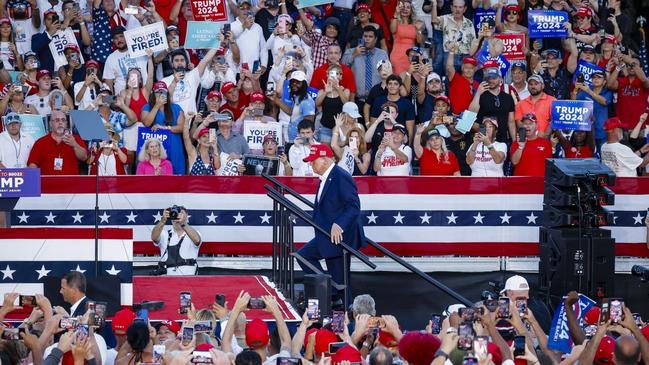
[511,61,526,71]
[484,67,501,79]
[542,49,562,59]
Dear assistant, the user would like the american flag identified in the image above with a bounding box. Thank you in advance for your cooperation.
[0,228,133,305]
[8,176,649,259]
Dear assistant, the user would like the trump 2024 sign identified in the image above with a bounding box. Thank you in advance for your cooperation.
[0,168,41,198]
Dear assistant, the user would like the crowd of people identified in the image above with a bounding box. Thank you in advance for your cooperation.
[0,0,645,177]
[2,272,649,365]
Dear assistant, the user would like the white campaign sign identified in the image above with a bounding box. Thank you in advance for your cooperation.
[49,29,84,71]
[124,21,168,58]
[243,120,283,151]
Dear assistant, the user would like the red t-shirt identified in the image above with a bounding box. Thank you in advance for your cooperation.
[220,102,245,120]
[510,138,552,176]
[419,148,460,176]
[565,144,593,159]
[27,134,87,175]
[616,76,649,130]
[309,63,357,93]
[449,75,477,115]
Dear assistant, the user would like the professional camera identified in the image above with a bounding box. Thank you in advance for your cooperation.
[631,265,649,282]
[168,205,183,220]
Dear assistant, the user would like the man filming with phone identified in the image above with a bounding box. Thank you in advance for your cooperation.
[510,113,552,176]
[151,205,202,276]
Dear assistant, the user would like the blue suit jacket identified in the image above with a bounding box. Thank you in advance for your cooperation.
[312,165,366,259]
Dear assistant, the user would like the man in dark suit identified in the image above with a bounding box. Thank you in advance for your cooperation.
[60,271,89,317]
[299,144,366,304]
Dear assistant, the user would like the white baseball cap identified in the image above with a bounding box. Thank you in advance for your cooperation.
[426,72,441,83]
[342,102,361,119]
[443,303,466,316]
[500,275,530,294]
[290,70,307,82]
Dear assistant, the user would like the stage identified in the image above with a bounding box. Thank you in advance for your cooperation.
[132,275,301,322]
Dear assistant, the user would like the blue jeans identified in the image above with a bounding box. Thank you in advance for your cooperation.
[432,30,445,77]
[334,9,353,51]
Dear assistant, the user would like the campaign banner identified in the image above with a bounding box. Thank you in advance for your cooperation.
[136,126,172,156]
[0,168,41,197]
[495,34,526,60]
[528,10,568,38]
[572,59,605,87]
[17,114,46,141]
[476,43,510,78]
[125,22,168,58]
[190,0,227,21]
[49,29,85,71]
[547,294,595,353]
[243,155,279,176]
[473,8,496,35]
[551,100,594,131]
[185,21,221,49]
[243,120,283,152]
[297,0,334,9]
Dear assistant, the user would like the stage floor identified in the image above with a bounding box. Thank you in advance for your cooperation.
[132,275,301,322]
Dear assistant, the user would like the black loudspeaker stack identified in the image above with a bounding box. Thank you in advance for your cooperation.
[539,159,617,305]
[303,273,332,316]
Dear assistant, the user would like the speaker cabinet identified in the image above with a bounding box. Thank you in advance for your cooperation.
[303,273,332,316]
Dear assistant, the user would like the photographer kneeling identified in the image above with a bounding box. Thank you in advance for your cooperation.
[151,205,202,275]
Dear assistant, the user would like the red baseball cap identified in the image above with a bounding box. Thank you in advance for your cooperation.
[111,308,136,336]
[303,144,334,162]
[583,306,601,325]
[221,82,237,95]
[245,318,270,349]
[36,69,52,80]
[398,331,441,365]
[153,81,168,92]
[216,46,226,56]
[594,336,615,365]
[157,319,181,334]
[483,59,499,69]
[44,9,58,18]
[0,17,12,26]
[304,327,318,349]
[641,325,649,342]
[488,342,503,365]
[356,3,370,13]
[315,328,338,355]
[85,60,100,69]
[604,34,618,44]
[195,343,215,351]
[250,91,265,103]
[575,6,593,17]
[604,117,623,131]
[207,90,222,100]
[263,133,278,144]
[331,345,362,365]
[64,44,79,53]
[434,95,451,105]
[522,113,538,124]
[198,128,210,138]
[504,4,521,12]
[463,57,478,66]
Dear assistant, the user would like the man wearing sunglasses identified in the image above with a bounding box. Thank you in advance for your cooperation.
[0,112,34,168]
[607,54,649,130]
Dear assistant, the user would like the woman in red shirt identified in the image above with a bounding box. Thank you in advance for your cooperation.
[555,130,595,158]
[414,125,460,176]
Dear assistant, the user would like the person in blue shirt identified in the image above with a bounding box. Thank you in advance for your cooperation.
[141,82,186,175]
[574,70,612,154]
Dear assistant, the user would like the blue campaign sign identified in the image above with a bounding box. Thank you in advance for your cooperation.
[136,126,172,156]
[551,100,594,131]
[476,42,510,78]
[548,294,595,353]
[473,8,496,35]
[0,168,41,197]
[572,59,605,87]
[528,10,568,38]
[297,0,333,8]
[184,21,221,49]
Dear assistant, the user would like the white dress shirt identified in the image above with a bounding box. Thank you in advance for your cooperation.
[0,131,35,168]
[69,296,86,316]
[316,162,335,202]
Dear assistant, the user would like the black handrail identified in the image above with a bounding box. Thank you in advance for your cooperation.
[265,186,377,270]
[262,173,473,307]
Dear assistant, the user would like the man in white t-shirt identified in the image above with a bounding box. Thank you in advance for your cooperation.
[288,119,319,176]
[102,26,149,95]
[467,117,507,176]
[162,47,217,116]
[373,123,412,176]
[0,113,35,168]
[600,117,649,177]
